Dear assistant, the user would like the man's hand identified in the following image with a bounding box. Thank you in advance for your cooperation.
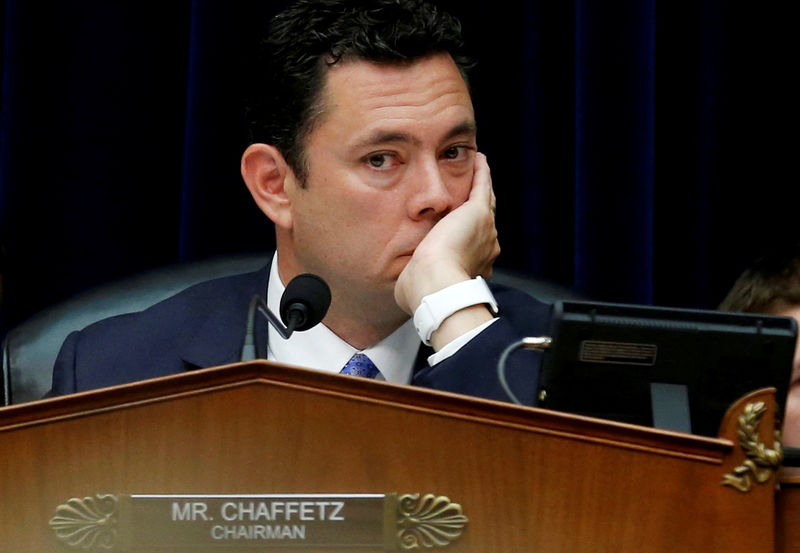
[394,153,500,349]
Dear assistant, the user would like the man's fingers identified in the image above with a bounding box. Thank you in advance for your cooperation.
[470,152,492,202]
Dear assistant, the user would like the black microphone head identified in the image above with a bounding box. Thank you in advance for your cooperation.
[279,273,331,332]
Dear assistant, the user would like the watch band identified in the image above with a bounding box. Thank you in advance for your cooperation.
[413,276,499,346]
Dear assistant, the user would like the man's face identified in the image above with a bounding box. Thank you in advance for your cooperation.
[775,304,800,446]
[279,53,477,319]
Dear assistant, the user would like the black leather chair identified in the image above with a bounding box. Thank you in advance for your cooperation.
[1,253,584,405]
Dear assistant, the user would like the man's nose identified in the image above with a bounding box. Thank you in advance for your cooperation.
[406,160,455,220]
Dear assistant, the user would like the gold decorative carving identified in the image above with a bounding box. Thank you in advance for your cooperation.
[49,494,118,550]
[396,493,468,550]
[722,401,783,492]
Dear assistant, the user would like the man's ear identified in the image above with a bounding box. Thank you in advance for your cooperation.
[241,143,295,229]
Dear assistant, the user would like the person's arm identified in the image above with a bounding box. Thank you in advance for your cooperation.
[394,152,499,350]
[412,287,552,404]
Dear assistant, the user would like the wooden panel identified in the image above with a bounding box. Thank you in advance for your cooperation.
[778,479,800,553]
[0,361,779,552]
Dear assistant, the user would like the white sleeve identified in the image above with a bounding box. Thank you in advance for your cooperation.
[426,318,499,366]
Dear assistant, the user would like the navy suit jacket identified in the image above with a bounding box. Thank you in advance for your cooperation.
[49,264,552,404]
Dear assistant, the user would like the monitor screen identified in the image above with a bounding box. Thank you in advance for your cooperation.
[536,301,798,437]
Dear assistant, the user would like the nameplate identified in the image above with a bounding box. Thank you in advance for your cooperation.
[50,492,468,551]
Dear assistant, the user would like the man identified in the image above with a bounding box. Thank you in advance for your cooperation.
[719,245,800,446]
[48,0,551,403]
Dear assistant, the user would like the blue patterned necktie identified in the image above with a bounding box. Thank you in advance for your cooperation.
[340,353,380,379]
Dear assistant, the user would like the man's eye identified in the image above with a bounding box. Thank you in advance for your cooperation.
[442,146,470,160]
[365,154,395,169]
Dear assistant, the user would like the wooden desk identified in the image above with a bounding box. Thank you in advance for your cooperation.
[0,361,783,552]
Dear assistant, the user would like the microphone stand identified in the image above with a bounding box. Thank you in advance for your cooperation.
[240,273,331,362]
[496,337,552,405]
[241,296,300,361]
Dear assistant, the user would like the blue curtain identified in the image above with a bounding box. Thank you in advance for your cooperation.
[1,0,798,336]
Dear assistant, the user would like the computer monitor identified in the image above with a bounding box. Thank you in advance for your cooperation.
[536,301,798,437]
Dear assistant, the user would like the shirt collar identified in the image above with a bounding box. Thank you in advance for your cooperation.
[265,254,419,384]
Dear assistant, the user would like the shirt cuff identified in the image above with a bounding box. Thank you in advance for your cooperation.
[427,318,499,366]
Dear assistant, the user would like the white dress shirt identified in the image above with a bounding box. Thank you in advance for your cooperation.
[266,255,420,384]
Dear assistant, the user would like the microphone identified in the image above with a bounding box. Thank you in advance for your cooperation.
[240,273,331,361]
[279,273,331,335]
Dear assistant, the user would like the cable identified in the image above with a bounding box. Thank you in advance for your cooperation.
[497,336,552,405]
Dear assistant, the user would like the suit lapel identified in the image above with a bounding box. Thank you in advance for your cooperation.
[178,263,272,370]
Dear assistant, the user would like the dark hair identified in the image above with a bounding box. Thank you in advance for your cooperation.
[719,244,800,313]
[247,0,473,183]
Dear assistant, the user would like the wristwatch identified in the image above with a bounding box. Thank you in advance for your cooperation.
[413,276,499,346]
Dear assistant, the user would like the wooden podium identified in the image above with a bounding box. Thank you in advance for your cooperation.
[0,360,788,552]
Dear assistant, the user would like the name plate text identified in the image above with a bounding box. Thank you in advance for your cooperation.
[50,492,468,551]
